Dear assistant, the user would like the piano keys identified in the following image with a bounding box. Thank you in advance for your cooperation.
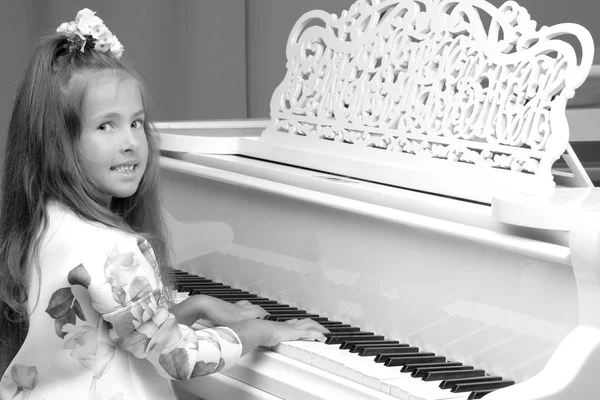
[170,268,515,399]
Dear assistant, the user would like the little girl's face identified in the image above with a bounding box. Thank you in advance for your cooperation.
[79,72,148,204]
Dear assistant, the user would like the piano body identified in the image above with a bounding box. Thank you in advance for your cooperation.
[157,0,600,398]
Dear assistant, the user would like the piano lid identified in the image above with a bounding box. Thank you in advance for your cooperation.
[234,0,597,204]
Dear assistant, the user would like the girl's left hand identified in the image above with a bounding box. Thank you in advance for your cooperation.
[201,296,269,326]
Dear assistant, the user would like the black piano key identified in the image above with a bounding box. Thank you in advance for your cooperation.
[376,350,432,363]
[263,310,308,316]
[326,326,361,333]
[353,343,408,354]
[208,293,260,300]
[184,287,230,292]
[452,380,514,393]
[261,305,297,310]
[439,376,503,390]
[325,331,375,338]
[325,335,385,345]
[190,289,245,294]
[190,291,243,297]
[384,355,445,367]
[265,313,320,319]
[318,321,344,326]
[196,293,258,300]
[402,362,462,373]
[266,311,309,317]
[197,292,251,298]
[174,280,212,287]
[279,316,329,323]
[340,339,400,353]
[228,298,278,305]
[266,315,326,322]
[341,340,399,350]
[183,285,229,291]
[189,288,232,295]
[468,389,503,399]
[187,283,231,289]
[423,369,485,382]
[412,365,473,378]
[362,346,419,357]
[172,276,211,281]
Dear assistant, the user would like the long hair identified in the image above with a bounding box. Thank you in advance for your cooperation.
[0,35,172,373]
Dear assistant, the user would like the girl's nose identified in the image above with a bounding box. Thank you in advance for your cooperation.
[122,126,141,152]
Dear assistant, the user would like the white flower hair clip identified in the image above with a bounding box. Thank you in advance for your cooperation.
[56,8,124,59]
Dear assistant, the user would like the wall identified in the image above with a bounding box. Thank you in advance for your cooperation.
[0,0,246,158]
[245,0,600,118]
[245,0,355,118]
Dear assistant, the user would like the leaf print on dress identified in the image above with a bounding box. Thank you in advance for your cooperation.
[6,364,38,400]
[129,276,152,302]
[120,331,151,358]
[45,287,74,319]
[104,248,141,307]
[45,287,85,338]
[94,342,116,378]
[198,332,221,350]
[111,285,127,307]
[72,299,86,320]
[158,348,190,380]
[190,359,221,378]
[62,322,117,393]
[213,327,241,345]
[68,263,92,288]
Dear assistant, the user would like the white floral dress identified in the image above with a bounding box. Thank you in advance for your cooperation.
[0,201,242,400]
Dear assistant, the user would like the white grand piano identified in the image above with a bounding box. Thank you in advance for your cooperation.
[157,0,600,398]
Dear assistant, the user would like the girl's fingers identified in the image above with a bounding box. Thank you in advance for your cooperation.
[236,300,252,306]
[243,306,269,319]
[290,318,330,333]
[300,330,328,342]
[256,309,270,319]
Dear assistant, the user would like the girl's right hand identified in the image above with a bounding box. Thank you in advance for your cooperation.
[262,318,329,347]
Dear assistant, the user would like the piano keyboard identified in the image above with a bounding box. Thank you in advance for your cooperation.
[170,269,515,400]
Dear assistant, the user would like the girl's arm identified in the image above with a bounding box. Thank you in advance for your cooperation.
[170,295,268,327]
[169,294,211,326]
[69,233,327,381]
[229,318,328,357]
[171,296,328,356]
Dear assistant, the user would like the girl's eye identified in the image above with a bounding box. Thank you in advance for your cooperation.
[131,120,144,129]
[98,123,114,131]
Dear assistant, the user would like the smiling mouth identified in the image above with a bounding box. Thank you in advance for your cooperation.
[111,165,137,173]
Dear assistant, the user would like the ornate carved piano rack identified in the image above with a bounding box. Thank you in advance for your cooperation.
[157,0,600,399]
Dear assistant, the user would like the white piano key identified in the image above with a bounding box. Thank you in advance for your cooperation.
[279,341,472,400]
[242,347,407,400]
[362,363,408,390]
[172,291,190,304]
[271,342,290,357]
[283,342,367,383]
[384,377,471,400]
[278,341,310,363]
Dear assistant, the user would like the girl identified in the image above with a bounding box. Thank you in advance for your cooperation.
[0,9,327,400]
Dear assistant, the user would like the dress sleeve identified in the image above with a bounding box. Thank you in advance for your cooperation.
[67,232,242,380]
